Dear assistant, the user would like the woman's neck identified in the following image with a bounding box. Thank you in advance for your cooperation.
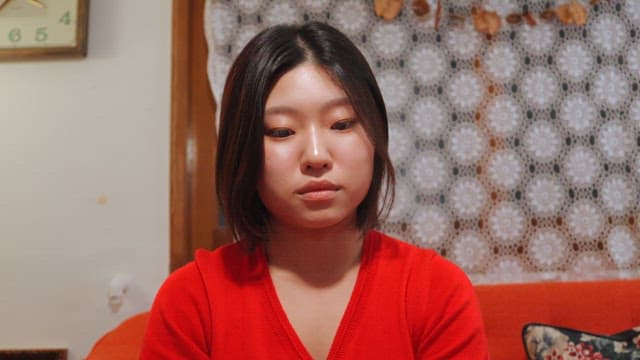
[265,223,365,288]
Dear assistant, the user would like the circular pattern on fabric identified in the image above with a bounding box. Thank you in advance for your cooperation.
[377,69,411,112]
[236,0,261,14]
[409,45,446,86]
[564,146,600,187]
[567,200,604,240]
[556,41,593,82]
[601,175,634,215]
[520,23,555,55]
[524,121,562,163]
[449,123,486,165]
[371,23,407,58]
[626,0,640,25]
[593,67,628,108]
[483,0,518,17]
[489,201,526,244]
[410,151,448,195]
[522,67,558,109]
[413,206,449,247]
[591,14,627,55]
[529,228,567,269]
[450,177,487,219]
[448,70,484,112]
[387,183,414,222]
[452,231,489,272]
[607,226,638,268]
[209,2,237,45]
[263,1,299,27]
[571,253,607,278]
[560,93,596,135]
[598,120,633,162]
[487,150,522,190]
[486,95,521,137]
[388,123,414,165]
[527,176,564,217]
[629,98,640,130]
[627,44,640,78]
[445,23,482,60]
[300,0,330,12]
[487,257,526,283]
[484,42,519,83]
[409,97,447,140]
[332,0,369,36]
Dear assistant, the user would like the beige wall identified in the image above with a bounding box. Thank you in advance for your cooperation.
[0,1,171,358]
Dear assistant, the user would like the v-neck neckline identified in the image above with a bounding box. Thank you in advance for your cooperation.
[259,231,378,360]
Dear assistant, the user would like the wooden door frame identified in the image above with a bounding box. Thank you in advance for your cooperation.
[171,0,228,272]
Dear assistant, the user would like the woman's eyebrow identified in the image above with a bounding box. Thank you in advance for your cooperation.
[264,105,299,117]
[264,97,353,117]
[321,97,353,112]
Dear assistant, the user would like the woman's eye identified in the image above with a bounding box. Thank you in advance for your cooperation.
[265,128,294,138]
[331,119,356,131]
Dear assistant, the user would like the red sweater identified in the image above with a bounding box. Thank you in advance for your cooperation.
[141,231,488,359]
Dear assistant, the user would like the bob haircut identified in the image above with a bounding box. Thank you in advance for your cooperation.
[216,21,395,246]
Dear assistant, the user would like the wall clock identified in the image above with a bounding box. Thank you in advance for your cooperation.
[0,0,88,60]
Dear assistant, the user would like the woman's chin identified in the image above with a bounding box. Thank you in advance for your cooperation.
[275,211,357,232]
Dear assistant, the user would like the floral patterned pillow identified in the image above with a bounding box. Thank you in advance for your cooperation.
[522,323,640,360]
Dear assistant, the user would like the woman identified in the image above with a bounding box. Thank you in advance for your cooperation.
[142,21,488,359]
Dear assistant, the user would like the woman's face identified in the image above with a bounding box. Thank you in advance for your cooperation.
[257,63,375,232]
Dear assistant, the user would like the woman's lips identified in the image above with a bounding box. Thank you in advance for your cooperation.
[296,180,340,201]
[300,190,337,201]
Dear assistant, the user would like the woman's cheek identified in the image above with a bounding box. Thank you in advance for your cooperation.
[263,142,298,175]
[344,134,374,163]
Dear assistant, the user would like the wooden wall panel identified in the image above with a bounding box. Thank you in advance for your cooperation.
[171,0,230,272]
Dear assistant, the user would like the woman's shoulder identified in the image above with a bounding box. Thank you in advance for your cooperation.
[193,241,248,269]
[194,241,266,285]
[371,230,469,284]
[151,242,263,316]
[371,230,439,262]
[157,242,258,295]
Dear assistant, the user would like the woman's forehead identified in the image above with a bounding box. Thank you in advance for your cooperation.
[265,63,352,111]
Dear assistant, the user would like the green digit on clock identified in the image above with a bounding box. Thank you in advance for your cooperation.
[8,28,21,43]
[59,11,71,25]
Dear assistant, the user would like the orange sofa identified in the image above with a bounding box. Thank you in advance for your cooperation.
[86,279,640,359]
[475,279,640,360]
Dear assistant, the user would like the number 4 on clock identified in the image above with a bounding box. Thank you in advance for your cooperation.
[60,11,71,25]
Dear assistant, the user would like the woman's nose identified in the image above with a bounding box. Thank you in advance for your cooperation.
[302,127,332,171]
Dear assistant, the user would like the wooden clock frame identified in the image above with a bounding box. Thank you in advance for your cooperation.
[0,0,89,60]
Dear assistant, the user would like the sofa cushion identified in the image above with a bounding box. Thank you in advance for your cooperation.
[522,323,640,360]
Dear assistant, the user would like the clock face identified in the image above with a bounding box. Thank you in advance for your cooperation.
[0,0,86,55]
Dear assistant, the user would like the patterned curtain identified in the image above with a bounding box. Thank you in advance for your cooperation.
[204,0,640,284]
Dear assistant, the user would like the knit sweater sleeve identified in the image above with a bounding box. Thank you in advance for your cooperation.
[407,250,489,359]
[140,261,212,360]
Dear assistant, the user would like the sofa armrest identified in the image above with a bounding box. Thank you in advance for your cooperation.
[85,312,150,360]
